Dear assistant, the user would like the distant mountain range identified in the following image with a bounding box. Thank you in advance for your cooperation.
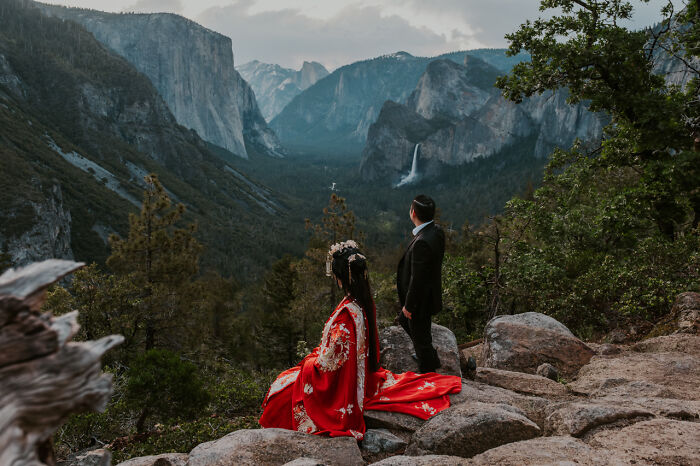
[0,0,287,276]
[269,50,529,154]
[238,60,329,121]
[38,3,283,159]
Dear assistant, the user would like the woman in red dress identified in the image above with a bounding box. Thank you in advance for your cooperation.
[259,240,462,440]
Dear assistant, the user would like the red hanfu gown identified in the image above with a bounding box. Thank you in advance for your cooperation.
[259,296,462,440]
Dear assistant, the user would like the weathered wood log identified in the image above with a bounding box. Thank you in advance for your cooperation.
[0,260,123,465]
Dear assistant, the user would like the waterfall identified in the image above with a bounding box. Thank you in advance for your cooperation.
[396,144,420,187]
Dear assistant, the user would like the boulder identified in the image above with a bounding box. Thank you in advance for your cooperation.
[186,428,364,466]
[544,401,653,437]
[673,291,700,334]
[370,455,469,465]
[360,428,406,454]
[474,367,569,397]
[569,351,700,400]
[469,436,612,465]
[632,333,700,354]
[449,380,551,427]
[482,312,594,378]
[380,324,461,377]
[116,453,188,466]
[405,401,540,458]
[536,363,558,380]
[587,418,700,464]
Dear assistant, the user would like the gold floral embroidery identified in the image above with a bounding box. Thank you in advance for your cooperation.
[350,429,364,440]
[267,368,300,399]
[381,372,397,390]
[417,381,436,391]
[304,383,313,395]
[415,401,437,416]
[293,403,318,434]
[316,317,351,372]
[336,403,354,418]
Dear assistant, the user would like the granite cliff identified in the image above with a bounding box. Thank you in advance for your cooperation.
[238,60,329,121]
[39,4,282,159]
[0,0,285,276]
[360,57,605,183]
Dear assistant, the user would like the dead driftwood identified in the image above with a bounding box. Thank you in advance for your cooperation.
[0,260,123,465]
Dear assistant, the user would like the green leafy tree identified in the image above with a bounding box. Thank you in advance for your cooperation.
[107,174,202,351]
[480,0,700,333]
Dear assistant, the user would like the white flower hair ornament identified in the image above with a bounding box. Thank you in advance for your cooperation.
[325,240,361,277]
[347,253,367,283]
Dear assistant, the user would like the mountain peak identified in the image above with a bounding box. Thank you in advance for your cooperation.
[388,51,414,60]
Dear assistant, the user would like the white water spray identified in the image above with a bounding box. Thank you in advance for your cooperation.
[396,143,420,187]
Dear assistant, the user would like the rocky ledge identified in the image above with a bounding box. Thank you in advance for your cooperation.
[64,292,700,465]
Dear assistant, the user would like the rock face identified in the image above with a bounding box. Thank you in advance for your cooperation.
[482,312,595,378]
[186,428,364,466]
[0,260,122,465]
[379,323,461,377]
[405,401,541,458]
[237,60,329,121]
[1,183,73,267]
[360,57,604,183]
[271,49,527,153]
[39,6,282,158]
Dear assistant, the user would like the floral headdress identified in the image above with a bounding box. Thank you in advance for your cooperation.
[326,240,366,281]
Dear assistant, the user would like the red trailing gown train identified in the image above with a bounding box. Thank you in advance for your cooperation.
[259,296,462,440]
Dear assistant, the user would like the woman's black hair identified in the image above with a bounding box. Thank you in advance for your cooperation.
[330,243,380,372]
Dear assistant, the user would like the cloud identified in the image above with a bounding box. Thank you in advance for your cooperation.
[123,0,183,14]
[196,0,482,70]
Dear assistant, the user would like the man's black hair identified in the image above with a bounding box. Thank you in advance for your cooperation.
[411,194,435,222]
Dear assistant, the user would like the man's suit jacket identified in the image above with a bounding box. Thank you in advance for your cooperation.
[397,222,445,317]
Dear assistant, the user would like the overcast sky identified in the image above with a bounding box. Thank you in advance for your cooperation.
[42,0,684,70]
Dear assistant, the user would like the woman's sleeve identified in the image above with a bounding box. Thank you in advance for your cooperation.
[315,315,352,372]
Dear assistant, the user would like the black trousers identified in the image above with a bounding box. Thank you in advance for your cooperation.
[399,309,441,373]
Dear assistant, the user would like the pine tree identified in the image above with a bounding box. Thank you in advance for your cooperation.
[107,175,202,351]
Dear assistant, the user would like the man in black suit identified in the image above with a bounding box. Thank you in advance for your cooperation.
[397,194,444,373]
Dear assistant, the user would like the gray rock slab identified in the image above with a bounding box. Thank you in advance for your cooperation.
[475,367,569,397]
[186,428,363,466]
[544,401,653,437]
[469,436,612,465]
